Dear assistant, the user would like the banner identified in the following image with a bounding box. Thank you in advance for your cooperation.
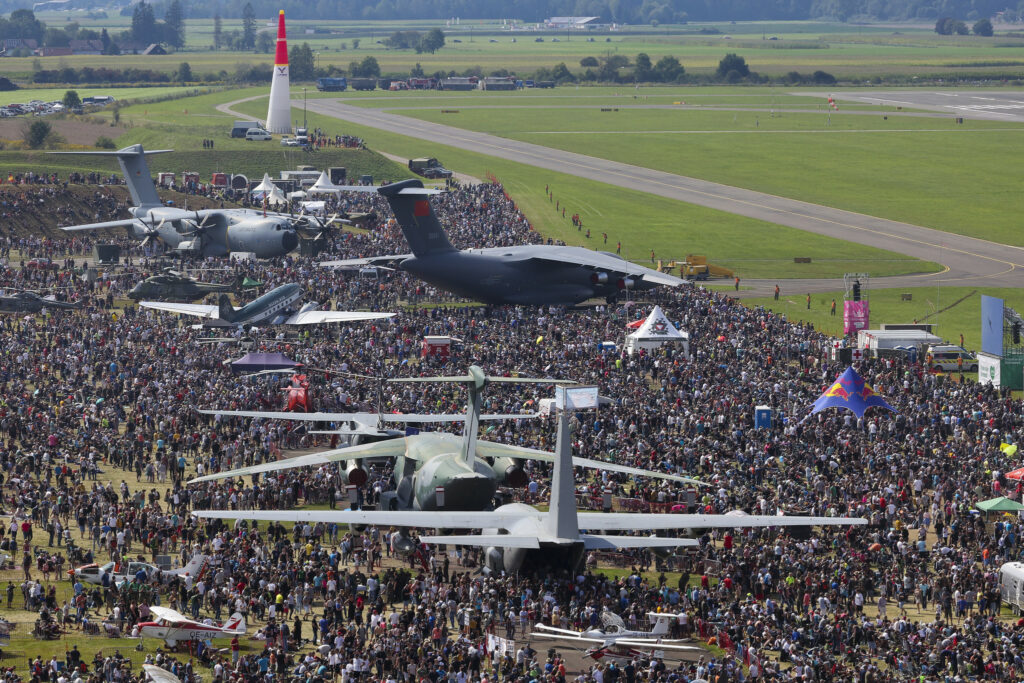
[978,352,1000,388]
[981,295,1004,357]
[843,300,870,335]
[555,385,599,410]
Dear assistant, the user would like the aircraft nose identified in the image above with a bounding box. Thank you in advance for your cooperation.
[282,230,298,253]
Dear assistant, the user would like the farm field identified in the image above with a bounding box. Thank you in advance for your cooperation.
[5,19,1024,81]
[214,94,937,281]
[338,88,1024,246]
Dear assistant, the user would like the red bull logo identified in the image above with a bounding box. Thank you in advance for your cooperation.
[823,382,850,400]
[860,383,877,399]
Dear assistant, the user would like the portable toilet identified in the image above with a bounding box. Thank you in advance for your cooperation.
[754,405,772,430]
[421,335,452,359]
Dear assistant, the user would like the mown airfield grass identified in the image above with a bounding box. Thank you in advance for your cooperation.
[202,93,933,281]
[747,286,1024,352]
[384,97,1024,246]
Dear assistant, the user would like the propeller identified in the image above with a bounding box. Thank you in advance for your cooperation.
[139,218,167,250]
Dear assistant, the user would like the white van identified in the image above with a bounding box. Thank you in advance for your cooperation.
[926,345,977,372]
[244,128,272,141]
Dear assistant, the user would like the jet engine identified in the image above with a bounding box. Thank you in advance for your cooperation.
[343,460,367,487]
[484,547,505,573]
[616,277,636,290]
[490,456,529,488]
[590,272,609,285]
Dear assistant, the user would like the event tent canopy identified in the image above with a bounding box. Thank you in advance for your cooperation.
[229,352,300,374]
[624,305,689,356]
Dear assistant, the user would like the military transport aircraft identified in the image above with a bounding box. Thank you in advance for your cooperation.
[55,145,301,259]
[128,270,244,302]
[192,409,867,573]
[193,365,703,511]
[139,283,393,328]
[321,179,685,305]
[0,290,80,313]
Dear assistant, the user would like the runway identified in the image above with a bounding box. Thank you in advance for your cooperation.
[821,90,1024,123]
[300,97,1024,294]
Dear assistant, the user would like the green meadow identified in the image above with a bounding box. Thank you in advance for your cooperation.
[748,286,1024,352]
[0,86,208,107]
[199,93,934,281]
[343,89,1024,246]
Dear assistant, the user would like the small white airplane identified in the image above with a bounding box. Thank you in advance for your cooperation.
[138,606,245,647]
[71,554,208,586]
[533,611,699,662]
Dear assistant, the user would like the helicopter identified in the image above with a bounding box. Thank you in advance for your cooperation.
[128,269,252,302]
[0,290,81,314]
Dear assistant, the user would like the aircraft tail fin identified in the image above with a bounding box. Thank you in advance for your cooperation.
[217,294,237,323]
[51,144,170,209]
[377,179,455,257]
[544,410,579,541]
[178,554,208,580]
[224,612,246,633]
[649,616,669,636]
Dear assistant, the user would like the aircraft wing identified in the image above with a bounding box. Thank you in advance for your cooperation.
[504,246,685,287]
[149,606,189,623]
[144,665,183,683]
[283,310,395,325]
[533,625,588,638]
[198,409,534,424]
[61,218,143,232]
[321,255,411,268]
[418,534,540,549]
[191,508,536,528]
[576,513,867,531]
[472,441,706,486]
[580,535,699,550]
[139,301,220,319]
[188,439,408,483]
[612,640,702,652]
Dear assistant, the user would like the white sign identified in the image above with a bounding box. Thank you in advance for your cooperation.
[435,486,445,508]
[978,352,1000,388]
[851,349,863,361]
[555,385,598,410]
[347,485,358,503]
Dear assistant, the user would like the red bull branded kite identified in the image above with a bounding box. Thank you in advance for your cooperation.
[811,366,896,418]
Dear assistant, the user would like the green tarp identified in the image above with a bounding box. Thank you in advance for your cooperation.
[976,496,1024,512]
[241,277,263,288]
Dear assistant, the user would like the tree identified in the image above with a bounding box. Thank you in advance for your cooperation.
[101,29,120,55]
[717,53,749,79]
[355,55,380,78]
[213,14,222,49]
[131,2,157,44]
[43,27,70,47]
[973,18,993,35]
[241,2,256,50]
[636,52,657,82]
[387,30,420,49]
[597,53,629,82]
[8,10,44,42]
[419,28,445,54]
[580,56,598,67]
[62,89,81,109]
[164,0,184,48]
[811,70,836,84]
[954,20,969,35]
[551,62,575,83]
[351,38,359,49]
[290,43,315,80]
[23,119,61,149]
[654,55,684,82]
[176,62,192,82]
[255,32,273,53]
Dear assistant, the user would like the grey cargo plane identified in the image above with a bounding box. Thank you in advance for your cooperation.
[56,145,300,259]
[322,179,684,305]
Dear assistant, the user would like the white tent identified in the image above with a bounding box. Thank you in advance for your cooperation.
[625,305,689,357]
[250,174,287,206]
[308,170,342,195]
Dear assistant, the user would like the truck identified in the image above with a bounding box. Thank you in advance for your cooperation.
[316,77,347,92]
[408,157,453,179]
[349,78,377,91]
[1001,562,1024,614]
[856,329,942,352]
[230,120,261,138]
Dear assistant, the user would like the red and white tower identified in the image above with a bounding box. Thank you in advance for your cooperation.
[265,10,291,134]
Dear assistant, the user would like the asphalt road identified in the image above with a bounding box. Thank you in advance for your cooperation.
[822,90,1024,123]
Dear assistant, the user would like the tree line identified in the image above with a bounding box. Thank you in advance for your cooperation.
[0,5,184,53]
[121,0,1014,24]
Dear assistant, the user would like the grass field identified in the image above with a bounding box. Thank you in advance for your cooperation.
[746,286,1024,351]
[369,92,1024,246]
[0,87,211,108]
[217,94,937,280]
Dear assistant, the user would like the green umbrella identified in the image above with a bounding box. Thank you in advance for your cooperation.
[976,496,1024,512]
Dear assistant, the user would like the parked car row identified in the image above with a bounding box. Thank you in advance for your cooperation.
[0,95,113,118]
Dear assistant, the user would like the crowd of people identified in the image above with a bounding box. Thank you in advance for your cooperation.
[0,172,1016,683]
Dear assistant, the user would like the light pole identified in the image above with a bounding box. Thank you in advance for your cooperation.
[302,87,307,130]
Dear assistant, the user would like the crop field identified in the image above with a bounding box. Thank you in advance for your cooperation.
[0,86,210,107]
[6,19,1024,81]
[324,88,1024,246]
[747,286,1024,353]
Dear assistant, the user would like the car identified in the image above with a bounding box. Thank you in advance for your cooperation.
[25,258,58,270]
[280,136,300,147]
[245,129,272,141]
[926,345,978,372]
